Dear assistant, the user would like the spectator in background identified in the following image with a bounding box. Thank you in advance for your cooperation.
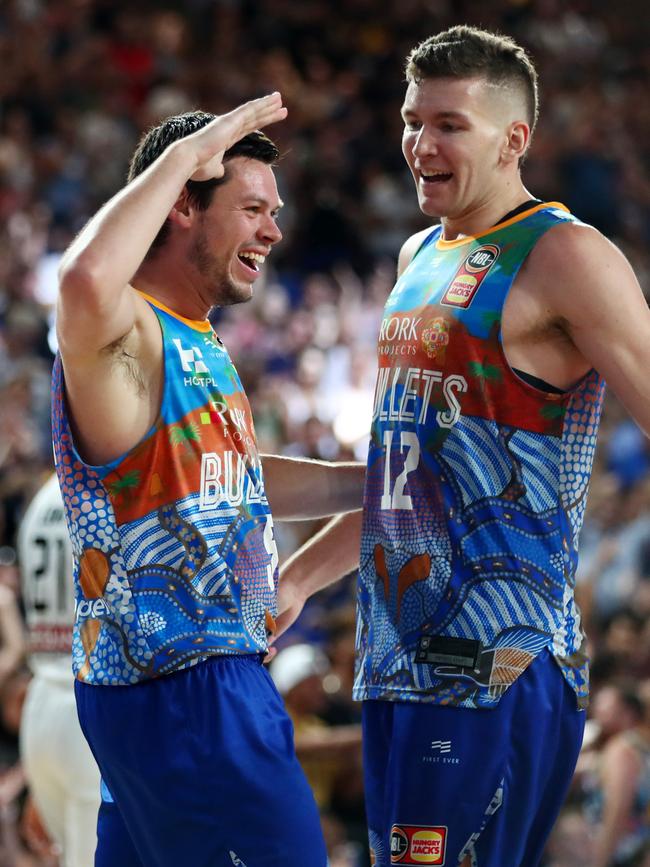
[582,680,650,866]
[577,478,650,630]
[270,643,361,807]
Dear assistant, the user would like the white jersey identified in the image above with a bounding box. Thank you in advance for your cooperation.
[18,474,74,680]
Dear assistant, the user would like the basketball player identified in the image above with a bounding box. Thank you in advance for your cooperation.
[273,27,650,867]
[51,94,364,866]
[18,473,101,867]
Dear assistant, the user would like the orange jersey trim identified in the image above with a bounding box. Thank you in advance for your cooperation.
[435,202,569,250]
[137,290,213,332]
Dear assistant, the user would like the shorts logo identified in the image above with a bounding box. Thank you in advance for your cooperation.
[441,244,500,308]
[390,825,447,864]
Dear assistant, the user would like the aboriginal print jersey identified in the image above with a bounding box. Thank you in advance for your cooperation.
[354,203,604,709]
[52,293,279,685]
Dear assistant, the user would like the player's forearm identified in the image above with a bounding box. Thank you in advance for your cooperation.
[281,511,362,601]
[58,139,197,309]
[262,454,365,520]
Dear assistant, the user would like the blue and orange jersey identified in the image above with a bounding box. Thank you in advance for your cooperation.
[354,203,604,709]
[52,293,279,685]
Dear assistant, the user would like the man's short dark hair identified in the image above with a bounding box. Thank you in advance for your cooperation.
[405,26,539,136]
[128,110,279,251]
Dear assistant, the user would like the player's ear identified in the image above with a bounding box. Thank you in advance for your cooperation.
[501,120,530,165]
[168,186,193,229]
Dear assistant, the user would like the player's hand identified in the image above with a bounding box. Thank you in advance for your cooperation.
[190,92,287,181]
[265,576,307,659]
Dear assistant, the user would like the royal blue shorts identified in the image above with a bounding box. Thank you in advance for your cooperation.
[362,650,584,867]
[75,654,327,867]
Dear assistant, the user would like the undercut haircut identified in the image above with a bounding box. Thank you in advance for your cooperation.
[127,110,279,251]
[405,25,539,136]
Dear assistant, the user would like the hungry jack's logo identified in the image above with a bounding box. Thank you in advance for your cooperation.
[391,825,447,864]
[441,244,500,308]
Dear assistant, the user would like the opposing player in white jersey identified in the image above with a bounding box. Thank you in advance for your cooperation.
[18,473,101,867]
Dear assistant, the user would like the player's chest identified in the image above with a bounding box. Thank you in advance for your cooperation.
[378,242,509,367]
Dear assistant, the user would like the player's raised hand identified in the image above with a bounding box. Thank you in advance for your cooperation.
[190,92,287,181]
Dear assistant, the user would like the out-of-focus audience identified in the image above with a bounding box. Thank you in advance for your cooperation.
[0,0,649,863]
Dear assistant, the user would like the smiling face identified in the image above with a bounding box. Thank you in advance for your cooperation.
[191,156,283,308]
[401,76,528,228]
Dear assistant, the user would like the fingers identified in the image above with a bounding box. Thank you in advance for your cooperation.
[220,93,287,150]
[191,92,286,181]
[229,92,287,135]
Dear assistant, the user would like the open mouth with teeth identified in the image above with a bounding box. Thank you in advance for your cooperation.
[421,171,453,184]
[237,250,266,275]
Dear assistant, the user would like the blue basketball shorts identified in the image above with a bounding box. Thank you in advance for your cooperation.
[362,650,585,867]
[75,654,327,867]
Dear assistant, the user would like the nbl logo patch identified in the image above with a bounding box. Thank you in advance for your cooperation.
[390,824,448,864]
[441,244,500,308]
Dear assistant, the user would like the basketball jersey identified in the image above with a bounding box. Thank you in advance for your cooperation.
[354,203,604,709]
[51,293,279,685]
[18,473,75,681]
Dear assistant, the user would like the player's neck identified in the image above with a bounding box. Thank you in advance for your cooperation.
[440,180,533,242]
[133,258,210,321]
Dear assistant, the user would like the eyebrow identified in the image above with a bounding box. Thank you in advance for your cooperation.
[401,108,470,122]
[245,197,284,212]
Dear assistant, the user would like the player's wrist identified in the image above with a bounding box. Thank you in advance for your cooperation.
[164,138,203,183]
[277,569,301,600]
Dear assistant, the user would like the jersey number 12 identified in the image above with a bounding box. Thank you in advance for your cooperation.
[381,430,420,510]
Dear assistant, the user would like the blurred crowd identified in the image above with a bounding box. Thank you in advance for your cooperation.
[0,0,649,863]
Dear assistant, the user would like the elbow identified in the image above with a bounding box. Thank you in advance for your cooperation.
[59,254,98,293]
[58,253,106,308]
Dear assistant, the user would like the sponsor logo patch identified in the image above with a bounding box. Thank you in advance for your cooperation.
[421,317,450,360]
[441,244,499,308]
[390,825,447,864]
[172,338,209,374]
